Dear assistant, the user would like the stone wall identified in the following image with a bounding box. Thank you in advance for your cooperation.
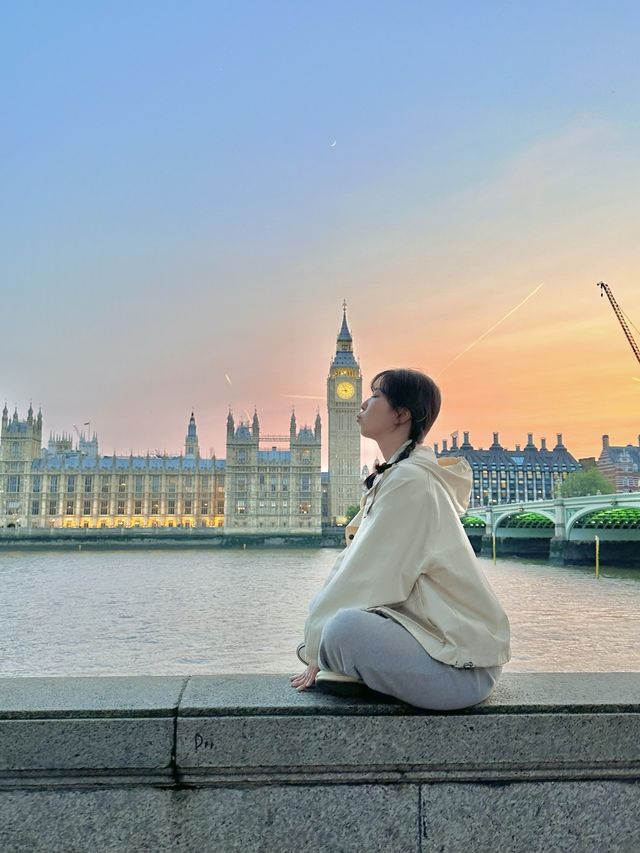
[1,674,639,852]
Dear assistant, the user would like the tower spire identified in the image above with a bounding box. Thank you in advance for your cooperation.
[185,411,199,456]
[338,300,352,342]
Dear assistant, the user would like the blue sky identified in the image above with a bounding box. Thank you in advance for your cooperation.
[2,2,640,463]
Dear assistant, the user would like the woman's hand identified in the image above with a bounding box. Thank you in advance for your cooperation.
[289,664,319,692]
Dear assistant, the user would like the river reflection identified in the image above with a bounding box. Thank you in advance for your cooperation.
[0,548,638,677]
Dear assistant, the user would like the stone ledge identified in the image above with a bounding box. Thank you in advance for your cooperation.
[0,675,188,719]
[1,672,638,721]
[0,673,638,789]
[179,672,640,715]
[2,674,640,852]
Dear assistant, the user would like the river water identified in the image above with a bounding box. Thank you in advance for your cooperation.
[1,548,638,677]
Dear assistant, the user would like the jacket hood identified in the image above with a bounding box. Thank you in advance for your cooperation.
[402,443,472,515]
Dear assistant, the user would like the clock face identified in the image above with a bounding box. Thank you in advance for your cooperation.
[336,381,355,400]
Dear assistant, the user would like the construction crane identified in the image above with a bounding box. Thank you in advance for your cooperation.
[597,281,640,365]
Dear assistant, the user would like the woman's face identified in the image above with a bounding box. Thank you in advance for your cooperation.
[357,382,408,440]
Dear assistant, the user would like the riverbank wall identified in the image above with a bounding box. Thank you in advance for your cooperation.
[1,673,638,852]
[0,527,343,550]
[1,527,638,568]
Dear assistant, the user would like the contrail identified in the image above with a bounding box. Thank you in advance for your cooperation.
[440,283,545,373]
[224,374,232,386]
[282,394,325,400]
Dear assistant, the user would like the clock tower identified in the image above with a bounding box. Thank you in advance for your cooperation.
[327,302,363,524]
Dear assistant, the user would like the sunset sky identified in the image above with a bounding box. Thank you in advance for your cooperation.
[2,2,639,468]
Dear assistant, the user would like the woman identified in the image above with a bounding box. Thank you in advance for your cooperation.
[290,368,511,710]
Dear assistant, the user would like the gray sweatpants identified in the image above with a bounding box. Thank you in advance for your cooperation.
[317,608,502,711]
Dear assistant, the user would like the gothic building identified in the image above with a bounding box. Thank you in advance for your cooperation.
[1,404,43,524]
[0,306,364,530]
[223,408,322,533]
[326,304,363,523]
[0,308,350,530]
[0,407,224,529]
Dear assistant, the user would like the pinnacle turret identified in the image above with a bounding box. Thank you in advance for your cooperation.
[185,411,199,457]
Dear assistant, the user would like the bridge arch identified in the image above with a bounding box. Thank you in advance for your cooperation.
[566,504,640,537]
[495,509,555,528]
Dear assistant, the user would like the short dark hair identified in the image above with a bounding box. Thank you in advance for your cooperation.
[371,368,441,444]
[364,368,441,489]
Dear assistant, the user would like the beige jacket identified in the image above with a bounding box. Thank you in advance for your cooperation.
[302,441,511,668]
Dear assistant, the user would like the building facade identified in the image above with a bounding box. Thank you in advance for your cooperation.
[1,307,361,530]
[327,305,363,524]
[435,430,581,507]
[0,408,225,529]
[597,434,640,492]
[223,409,322,533]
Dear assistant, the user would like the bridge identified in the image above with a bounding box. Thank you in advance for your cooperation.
[465,492,640,542]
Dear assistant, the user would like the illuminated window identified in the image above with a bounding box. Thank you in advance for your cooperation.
[65,500,74,514]
[299,501,311,514]
[201,501,209,514]
[151,500,159,515]
[235,499,246,514]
